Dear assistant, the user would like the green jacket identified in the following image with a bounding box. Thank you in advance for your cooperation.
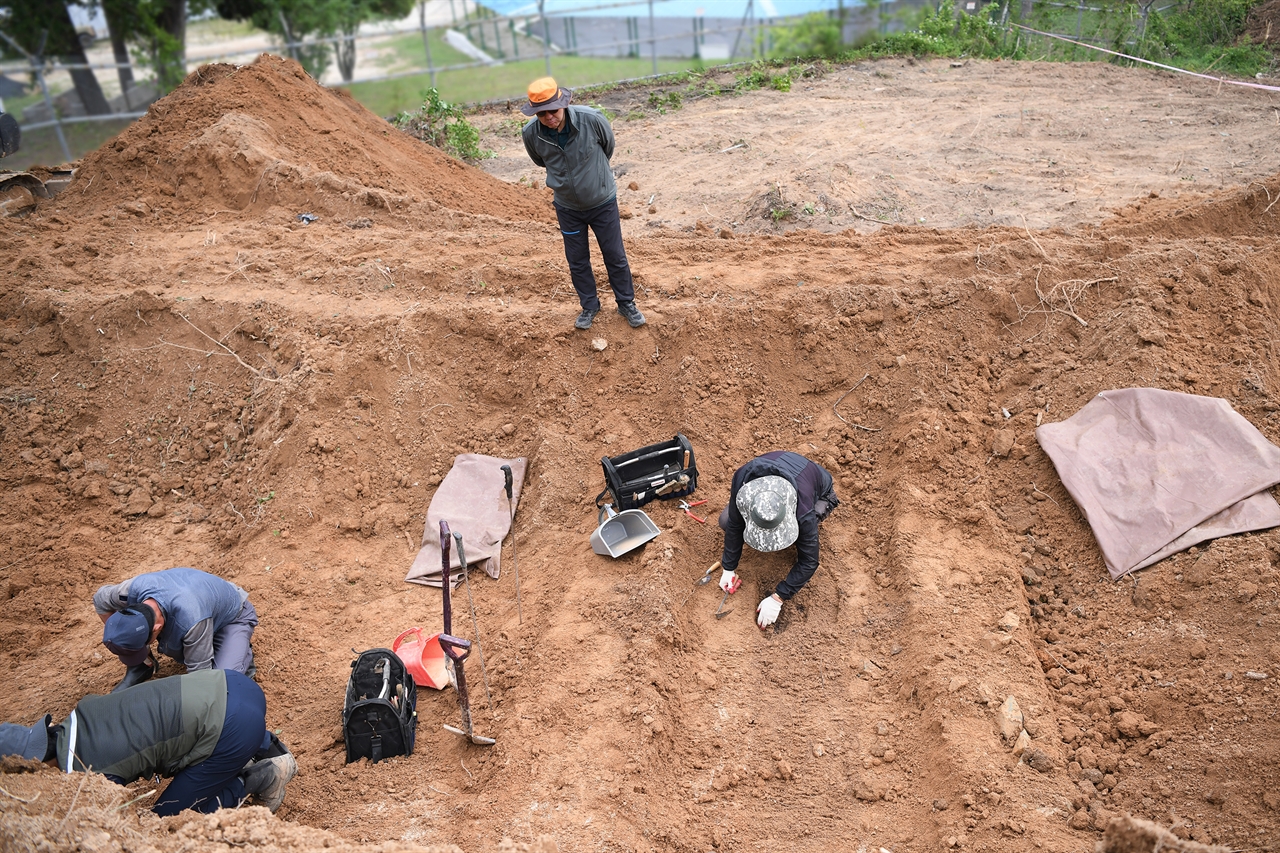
[522,105,618,211]
[55,670,227,781]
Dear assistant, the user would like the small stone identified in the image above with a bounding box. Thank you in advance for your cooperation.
[501,422,516,436]
[812,743,824,757]
[997,696,1023,741]
[992,431,1015,457]
[933,798,949,811]
[591,338,608,351]
[1025,748,1054,774]
[1012,729,1031,757]
[997,610,1020,632]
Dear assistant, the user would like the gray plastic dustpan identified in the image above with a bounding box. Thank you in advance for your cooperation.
[591,505,660,558]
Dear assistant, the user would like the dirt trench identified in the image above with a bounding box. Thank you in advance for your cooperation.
[2,53,1280,853]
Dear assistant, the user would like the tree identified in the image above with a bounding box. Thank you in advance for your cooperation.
[335,0,412,82]
[100,0,140,98]
[217,0,412,82]
[217,0,342,79]
[5,0,112,115]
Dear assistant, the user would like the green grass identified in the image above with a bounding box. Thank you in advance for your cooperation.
[3,119,135,170]
[346,55,725,118]
[186,17,260,45]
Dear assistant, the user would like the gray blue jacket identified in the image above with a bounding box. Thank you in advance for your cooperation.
[94,568,249,668]
[522,105,618,211]
[55,669,227,781]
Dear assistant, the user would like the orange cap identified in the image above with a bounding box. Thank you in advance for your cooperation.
[521,77,571,116]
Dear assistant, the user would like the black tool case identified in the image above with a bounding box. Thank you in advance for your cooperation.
[343,649,418,763]
[597,433,698,510]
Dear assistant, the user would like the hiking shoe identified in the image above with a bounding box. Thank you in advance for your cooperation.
[111,656,158,693]
[616,301,646,328]
[241,741,298,813]
[574,308,599,330]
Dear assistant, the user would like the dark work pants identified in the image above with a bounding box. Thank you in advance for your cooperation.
[151,670,270,815]
[554,198,635,312]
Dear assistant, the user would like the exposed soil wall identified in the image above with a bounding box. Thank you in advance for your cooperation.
[2,54,1279,853]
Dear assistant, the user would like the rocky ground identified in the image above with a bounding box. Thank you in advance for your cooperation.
[1,53,1279,853]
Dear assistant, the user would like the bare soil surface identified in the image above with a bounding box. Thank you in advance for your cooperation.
[2,53,1280,853]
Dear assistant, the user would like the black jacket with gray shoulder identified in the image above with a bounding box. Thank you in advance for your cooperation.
[54,669,227,782]
[522,105,618,211]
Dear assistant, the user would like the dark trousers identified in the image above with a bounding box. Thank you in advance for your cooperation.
[152,670,270,815]
[555,198,634,312]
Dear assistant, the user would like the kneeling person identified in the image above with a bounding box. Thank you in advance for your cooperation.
[0,669,297,815]
[717,451,840,629]
[96,566,258,692]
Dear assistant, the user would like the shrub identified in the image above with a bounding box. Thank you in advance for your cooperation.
[392,88,490,162]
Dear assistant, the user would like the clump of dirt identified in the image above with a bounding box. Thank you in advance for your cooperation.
[2,55,1280,853]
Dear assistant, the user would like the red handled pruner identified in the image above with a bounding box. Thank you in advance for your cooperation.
[679,499,708,523]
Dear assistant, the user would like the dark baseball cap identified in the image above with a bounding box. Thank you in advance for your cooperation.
[103,606,155,651]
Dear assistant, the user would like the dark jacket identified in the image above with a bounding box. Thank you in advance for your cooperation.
[55,669,228,782]
[522,105,618,211]
[721,451,838,600]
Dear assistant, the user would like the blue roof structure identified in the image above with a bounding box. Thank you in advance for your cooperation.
[485,0,859,19]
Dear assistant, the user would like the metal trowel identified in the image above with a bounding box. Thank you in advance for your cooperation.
[694,560,721,586]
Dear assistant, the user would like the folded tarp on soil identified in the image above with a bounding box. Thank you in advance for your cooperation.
[405,454,527,588]
[1036,388,1280,580]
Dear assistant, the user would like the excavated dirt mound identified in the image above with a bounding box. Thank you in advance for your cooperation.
[69,55,553,224]
[2,55,1280,853]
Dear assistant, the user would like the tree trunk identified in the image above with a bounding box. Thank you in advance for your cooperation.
[337,25,357,82]
[156,0,188,84]
[101,0,137,102]
[50,1,112,115]
[1019,0,1033,22]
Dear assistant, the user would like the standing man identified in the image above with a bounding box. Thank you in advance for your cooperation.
[0,669,297,815]
[717,451,840,629]
[95,567,258,692]
[521,76,646,331]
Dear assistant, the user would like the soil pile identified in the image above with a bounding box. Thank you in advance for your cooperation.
[2,57,1280,853]
[68,54,553,224]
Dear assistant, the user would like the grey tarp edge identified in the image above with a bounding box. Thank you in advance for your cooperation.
[1035,388,1280,580]
[404,454,528,588]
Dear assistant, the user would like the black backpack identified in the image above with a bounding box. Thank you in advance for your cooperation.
[343,649,418,764]
[596,433,698,511]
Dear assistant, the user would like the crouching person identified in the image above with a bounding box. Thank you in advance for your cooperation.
[0,669,297,815]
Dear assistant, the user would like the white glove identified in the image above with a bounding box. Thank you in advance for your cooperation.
[756,595,782,629]
[719,569,741,594]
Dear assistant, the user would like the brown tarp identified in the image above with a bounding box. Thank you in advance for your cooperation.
[405,454,527,588]
[1035,388,1280,580]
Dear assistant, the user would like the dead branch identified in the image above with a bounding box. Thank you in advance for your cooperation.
[162,314,282,383]
[1020,214,1049,259]
[833,373,882,431]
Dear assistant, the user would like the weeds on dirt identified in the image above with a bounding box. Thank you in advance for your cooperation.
[393,88,491,163]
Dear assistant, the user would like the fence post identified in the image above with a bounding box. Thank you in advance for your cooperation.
[34,62,73,164]
[419,1,437,89]
[648,0,657,74]
[538,0,552,76]
[509,19,519,59]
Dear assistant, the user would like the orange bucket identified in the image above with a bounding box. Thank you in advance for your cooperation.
[392,627,449,690]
